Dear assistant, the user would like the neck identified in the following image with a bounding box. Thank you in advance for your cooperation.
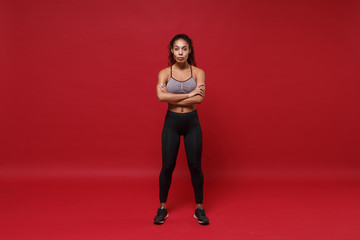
[174,61,190,69]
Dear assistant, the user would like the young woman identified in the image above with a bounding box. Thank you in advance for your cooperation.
[153,34,209,225]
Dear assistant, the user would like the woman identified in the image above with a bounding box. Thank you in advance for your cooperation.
[153,34,209,225]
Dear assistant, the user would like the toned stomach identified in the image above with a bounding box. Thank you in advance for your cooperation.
[168,103,196,113]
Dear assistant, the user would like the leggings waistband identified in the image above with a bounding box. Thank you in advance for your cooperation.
[166,109,198,118]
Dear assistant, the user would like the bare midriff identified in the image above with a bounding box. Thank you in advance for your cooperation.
[168,103,196,113]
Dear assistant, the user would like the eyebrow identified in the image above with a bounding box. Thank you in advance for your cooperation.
[174,45,188,48]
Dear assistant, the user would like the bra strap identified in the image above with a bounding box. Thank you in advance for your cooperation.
[171,64,192,78]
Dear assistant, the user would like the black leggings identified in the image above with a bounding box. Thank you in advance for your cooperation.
[159,109,204,204]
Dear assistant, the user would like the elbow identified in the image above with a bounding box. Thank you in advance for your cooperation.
[157,94,163,102]
[158,97,167,102]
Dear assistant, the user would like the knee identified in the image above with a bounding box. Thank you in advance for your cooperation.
[188,163,202,175]
[161,164,175,175]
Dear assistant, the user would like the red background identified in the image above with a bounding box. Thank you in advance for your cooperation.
[2,0,359,178]
[1,0,360,239]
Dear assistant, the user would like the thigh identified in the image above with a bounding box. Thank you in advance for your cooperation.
[183,116,202,163]
[162,116,181,166]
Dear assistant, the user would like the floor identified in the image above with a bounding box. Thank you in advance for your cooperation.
[1,173,359,240]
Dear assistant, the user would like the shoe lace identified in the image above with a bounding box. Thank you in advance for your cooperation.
[197,208,206,216]
[157,208,166,216]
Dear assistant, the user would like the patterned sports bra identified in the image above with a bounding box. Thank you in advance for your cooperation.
[166,65,197,94]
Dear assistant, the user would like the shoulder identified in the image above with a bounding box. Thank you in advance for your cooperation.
[157,66,171,84]
[158,66,171,75]
[158,66,171,78]
[192,66,205,83]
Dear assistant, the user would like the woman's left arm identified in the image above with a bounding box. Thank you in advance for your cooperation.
[168,95,203,105]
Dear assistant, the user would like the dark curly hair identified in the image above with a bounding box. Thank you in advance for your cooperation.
[167,34,197,67]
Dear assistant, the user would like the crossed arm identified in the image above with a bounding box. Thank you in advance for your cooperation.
[156,69,205,106]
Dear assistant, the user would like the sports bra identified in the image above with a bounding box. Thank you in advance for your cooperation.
[166,65,197,94]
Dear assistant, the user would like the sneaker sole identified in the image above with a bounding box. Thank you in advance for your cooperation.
[154,213,169,224]
[194,214,209,225]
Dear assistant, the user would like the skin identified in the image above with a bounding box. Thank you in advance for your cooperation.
[156,39,206,210]
[156,39,205,114]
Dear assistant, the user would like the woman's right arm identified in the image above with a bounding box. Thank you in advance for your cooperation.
[156,69,190,102]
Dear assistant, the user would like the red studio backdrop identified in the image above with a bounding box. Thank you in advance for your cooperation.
[1,1,360,239]
[1,1,360,179]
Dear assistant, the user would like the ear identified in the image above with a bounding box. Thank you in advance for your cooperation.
[171,48,174,54]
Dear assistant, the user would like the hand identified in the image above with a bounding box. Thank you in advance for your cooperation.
[159,83,169,93]
[188,84,205,98]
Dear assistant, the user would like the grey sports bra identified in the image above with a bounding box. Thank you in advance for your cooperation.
[166,65,197,94]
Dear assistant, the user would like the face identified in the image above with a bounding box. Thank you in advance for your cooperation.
[171,39,191,63]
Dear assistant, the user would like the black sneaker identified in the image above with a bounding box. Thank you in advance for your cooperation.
[153,207,169,224]
[194,207,209,225]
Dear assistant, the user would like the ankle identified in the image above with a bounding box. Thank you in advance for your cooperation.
[196,204,203,209]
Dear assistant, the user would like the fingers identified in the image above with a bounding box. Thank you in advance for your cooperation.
[194,85,204,96]
[198,85,205,92]
[197,89,204,97]
[159,84,167,92]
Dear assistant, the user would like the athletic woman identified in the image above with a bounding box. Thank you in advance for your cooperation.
[153,34,209,225]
